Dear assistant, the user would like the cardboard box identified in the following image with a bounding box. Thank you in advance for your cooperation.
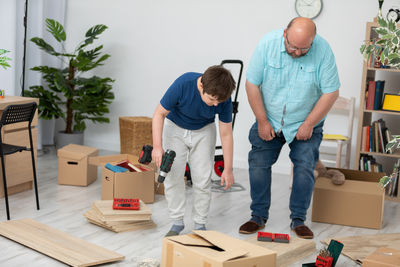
[89,154,155,203]
[362,247,400,267]
[312,168,385,229]
[161,230,276,267]
[57,144,98,186]
[119,116,152,157]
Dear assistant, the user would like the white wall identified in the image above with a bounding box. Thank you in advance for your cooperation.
[5,0,398,174]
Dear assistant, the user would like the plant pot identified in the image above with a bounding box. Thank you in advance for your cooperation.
[38,118,56,146]
[56,131,84,150]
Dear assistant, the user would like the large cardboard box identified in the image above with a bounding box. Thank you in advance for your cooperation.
[89,154,155,203]
[362,247,400,267]
[161,230,276,267]
[119,116,152,157]
[57,144,98,186]
[312,168,385,229]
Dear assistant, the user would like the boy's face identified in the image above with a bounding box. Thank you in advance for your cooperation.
[201,92,220,106]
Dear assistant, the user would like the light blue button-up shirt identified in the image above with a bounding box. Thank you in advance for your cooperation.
[247,29,340,144]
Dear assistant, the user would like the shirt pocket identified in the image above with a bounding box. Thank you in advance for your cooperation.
[264,60,285,90]
[291,64,318,102]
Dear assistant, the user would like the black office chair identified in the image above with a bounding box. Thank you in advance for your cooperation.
[0,102,39,220]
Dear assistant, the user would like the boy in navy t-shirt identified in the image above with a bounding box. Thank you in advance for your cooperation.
[152,65,236,236]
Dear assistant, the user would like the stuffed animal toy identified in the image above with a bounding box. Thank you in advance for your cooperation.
[314,160,345,185]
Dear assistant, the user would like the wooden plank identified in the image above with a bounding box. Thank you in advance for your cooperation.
[322,233,400,264]
[0,219,124,267]
[83,210,156,233]
[84,209,155,233]
[246,235,316,267]
[92,200,152,222]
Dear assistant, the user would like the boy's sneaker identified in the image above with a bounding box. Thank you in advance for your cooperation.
[165,224,184,237]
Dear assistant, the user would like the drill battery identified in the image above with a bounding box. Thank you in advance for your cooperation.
[112,198,140,210]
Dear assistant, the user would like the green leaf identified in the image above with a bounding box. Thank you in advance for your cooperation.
[360,44,366,53]
[378,16,388,28]
[389,19,396,32]
[78,24,108,50]
[45,19,66,42]
[393,36,399,45]
[376,28,389,35]
[31,37,57,55]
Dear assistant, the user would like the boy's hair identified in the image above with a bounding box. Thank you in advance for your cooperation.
[201,65,236,102]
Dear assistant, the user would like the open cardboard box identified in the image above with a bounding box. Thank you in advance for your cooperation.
[89,154,155,203]
[161,230,276,267]
[312,168,385,229]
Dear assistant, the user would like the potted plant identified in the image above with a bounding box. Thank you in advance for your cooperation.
[0,49,11,69]
[25,19,114,148]
[360,16,400,68]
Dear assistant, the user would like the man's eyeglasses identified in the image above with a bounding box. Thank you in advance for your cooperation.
[286,34,312,53]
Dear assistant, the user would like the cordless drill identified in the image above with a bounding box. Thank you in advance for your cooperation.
[139,145,176,190]
[156,149,176,191]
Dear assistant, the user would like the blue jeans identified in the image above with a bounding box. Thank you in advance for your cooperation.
[248,121,323,222]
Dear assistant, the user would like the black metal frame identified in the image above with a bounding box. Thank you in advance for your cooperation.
[0,102,39,220]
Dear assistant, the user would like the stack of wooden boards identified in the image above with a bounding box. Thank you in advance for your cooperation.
[84,200,156,232]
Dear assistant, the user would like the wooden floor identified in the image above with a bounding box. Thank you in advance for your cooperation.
[0,146,399,266]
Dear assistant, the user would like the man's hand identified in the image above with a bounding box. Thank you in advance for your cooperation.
[220,169,234,190]
[152,146,164,168]
[296,122,313,140]
[258,120,275,141]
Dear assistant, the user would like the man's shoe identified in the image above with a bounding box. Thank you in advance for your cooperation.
[239,220,265,234]
[292,225,314,239]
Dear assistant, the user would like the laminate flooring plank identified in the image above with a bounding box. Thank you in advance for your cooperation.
[0,218,124,267]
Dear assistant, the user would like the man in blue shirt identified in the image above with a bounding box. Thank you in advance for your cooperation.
[152,65,236,236]
[239,17,340,239]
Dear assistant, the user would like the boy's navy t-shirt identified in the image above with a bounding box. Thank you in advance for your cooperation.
[160,72,232,130]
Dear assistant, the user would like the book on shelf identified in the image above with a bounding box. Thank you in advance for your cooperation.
[362,119,391,154]
[374,80,385,110]
[366,80,376,110]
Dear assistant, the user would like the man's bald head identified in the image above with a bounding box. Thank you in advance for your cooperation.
[287,17,316,38]
[284,17,316,58]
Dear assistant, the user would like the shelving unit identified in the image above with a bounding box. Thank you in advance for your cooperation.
[355,22,400,202]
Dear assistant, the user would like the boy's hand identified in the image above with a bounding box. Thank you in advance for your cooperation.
[152,146,164,168]
[220,169,234,190]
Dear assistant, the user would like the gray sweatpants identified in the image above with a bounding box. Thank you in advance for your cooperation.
[163,118,216,224]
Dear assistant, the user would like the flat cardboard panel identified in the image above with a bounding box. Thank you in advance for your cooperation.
[246,235,316,267]
[162,231,276,267]
[362,247,400,267]
[58,145,98,186]
[312,169,385,229]
[0,218,124,266]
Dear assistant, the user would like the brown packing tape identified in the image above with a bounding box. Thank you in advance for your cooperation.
[166,243,174,267]
[203,262,211,267]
